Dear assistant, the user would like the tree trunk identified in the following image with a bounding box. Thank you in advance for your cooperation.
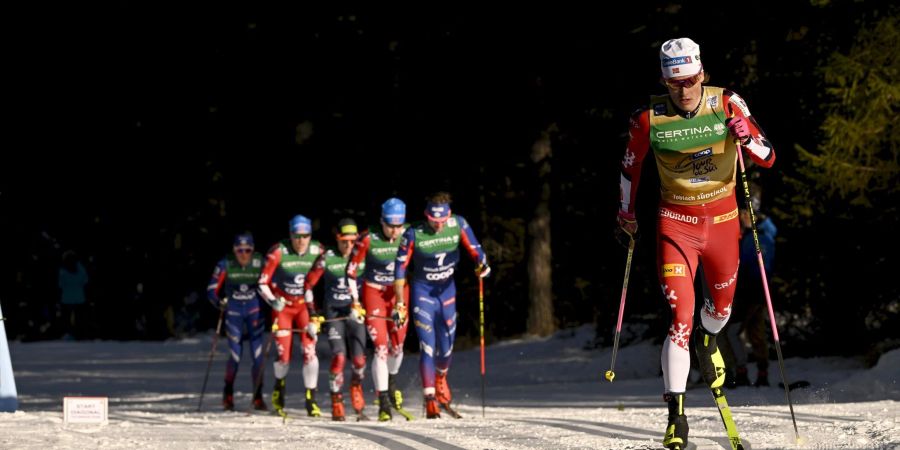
[527,127,555,336]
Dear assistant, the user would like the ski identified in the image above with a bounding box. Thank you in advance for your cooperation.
[439,401,463,419]
[275,407,290,424]
[710,387,744,450]
[664,443,697,450]
[374,396,415,421]
[393,405,415,421]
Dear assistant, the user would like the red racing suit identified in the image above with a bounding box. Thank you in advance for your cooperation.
[619,87,774,392]
[258,240,323,385]
[346,228,410,394]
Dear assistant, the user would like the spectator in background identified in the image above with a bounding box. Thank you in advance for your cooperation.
[58,250,88,340]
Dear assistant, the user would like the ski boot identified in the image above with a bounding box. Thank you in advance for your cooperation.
[755,369,769,387]
[378,391,392,422]
[694,326,727,389]
[331,392,346,421]
[305,388,321,417]
[663,392,689,450]
[350,379,366,416]
[223,383,234,411]
[424,394,441,419]
[388,374,404,410]
[435,372,461,418]
[272,378,286,416]
[252,383,268,411]
[435,372,452,405]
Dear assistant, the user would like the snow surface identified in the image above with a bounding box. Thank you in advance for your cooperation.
[1,326,897,449]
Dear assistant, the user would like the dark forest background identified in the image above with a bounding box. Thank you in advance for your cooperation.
[3,1,897,363]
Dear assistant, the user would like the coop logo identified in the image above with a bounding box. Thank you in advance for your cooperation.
[662,56,692,67]
[691,148,712,160]
[373,274,394,283]
[425,268,454,281]
[654,103,668,116]
[662,263,687,278]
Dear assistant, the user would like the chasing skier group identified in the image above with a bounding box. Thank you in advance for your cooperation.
[206,192,490,422]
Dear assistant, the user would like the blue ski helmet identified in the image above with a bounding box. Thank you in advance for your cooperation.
[289,215,312,235]
[233,232,254,248]
[381,198,406,225]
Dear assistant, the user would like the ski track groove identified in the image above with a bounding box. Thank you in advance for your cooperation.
[325,426,423,450]
[371,426,469,450]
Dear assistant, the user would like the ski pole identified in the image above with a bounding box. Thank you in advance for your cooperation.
[479,277,486,417]
[606,237,635,382]
[365,314,393,321]
[197,307,226,412]
[735,140,800,442]
[271,314,357,335]
[321,316,349,324]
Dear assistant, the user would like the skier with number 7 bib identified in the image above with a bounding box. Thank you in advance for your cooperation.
[394,192,490,419]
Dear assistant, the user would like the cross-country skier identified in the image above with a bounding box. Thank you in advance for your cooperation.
[615,37,775,449]
[206,232,267,411]
[305,218,368,421]
[346,198,412,421]
[258,215,325,417]
[394,192,490,418]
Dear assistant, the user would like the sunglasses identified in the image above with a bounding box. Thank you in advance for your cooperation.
[234,248,253,254]
[291,233,311,239]
[664,72,703,89]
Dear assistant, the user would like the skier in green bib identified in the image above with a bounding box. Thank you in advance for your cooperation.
[394,192,490,418]
[305,218,369,421]
[206,232,266,411]
[258,215,325,417]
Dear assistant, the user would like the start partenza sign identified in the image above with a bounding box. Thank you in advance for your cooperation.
[63,397,108,424]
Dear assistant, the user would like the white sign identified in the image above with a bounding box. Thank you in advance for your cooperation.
[63,397,108,424]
